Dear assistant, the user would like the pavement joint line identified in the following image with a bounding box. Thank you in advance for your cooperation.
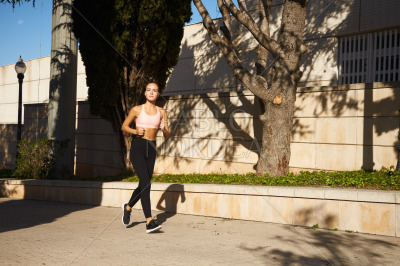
[224,161,334,265]
[68,208,121,265]
[247,184,335,266]
[68,180,155,265]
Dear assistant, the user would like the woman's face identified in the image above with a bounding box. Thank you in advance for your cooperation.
[145,83,159,102]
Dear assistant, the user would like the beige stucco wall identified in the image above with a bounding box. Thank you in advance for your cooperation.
[154,82,400,174]
[0,53,88,124]
[4,82,396,176]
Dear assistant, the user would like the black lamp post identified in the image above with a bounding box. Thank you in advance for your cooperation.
[15,56,26,159]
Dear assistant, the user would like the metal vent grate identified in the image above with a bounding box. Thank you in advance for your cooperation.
[338,29,400,84]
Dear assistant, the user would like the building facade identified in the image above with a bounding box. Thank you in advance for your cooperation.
[1,0,400,177]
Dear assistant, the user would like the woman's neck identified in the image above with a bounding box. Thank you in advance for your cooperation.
[144,100,156,106]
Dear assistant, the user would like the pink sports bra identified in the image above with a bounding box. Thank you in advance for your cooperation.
[135,105,161,129]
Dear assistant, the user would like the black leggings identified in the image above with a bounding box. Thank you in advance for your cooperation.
[127,137,157,218]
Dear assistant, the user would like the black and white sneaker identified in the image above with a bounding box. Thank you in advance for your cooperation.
[146,219,162,233]
[122,203,131,226]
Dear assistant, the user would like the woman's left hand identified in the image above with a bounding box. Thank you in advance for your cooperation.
[160,121,165,132]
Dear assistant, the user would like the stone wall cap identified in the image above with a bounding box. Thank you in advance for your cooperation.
[1,179,398,203]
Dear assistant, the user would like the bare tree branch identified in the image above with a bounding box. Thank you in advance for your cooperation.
[193,0,272,102]
[256,0,271,78]
[217,0,230,30]
[237,0,251,17]
[217,0,232,42]
[223,0,282,57]
[259,0,271,37]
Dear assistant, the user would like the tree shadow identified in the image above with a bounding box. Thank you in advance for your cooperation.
[0,198,95,234]
[155,183,186,225]
[155,92,208,173]
[159,26,263,173]
[294,204,337,229]
[240,226,399,265]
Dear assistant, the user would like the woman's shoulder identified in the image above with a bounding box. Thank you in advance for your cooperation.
[156,106,166,112]
[157,106,168,116]
[134,104,144,109]
[129,105,142,114]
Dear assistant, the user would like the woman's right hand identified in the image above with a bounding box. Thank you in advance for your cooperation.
[137,127,145,136]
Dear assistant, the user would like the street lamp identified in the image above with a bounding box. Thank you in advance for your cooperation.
[15,56,26,158]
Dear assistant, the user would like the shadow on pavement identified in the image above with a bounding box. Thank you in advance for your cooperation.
[240,226,399,265]
[126,221,146,228]
[0,198,95,233]
[155,184,186,225]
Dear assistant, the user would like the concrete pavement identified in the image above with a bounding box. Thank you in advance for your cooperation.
[0,197,399,265]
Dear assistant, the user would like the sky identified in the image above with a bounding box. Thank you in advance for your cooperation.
[0,0,223,67]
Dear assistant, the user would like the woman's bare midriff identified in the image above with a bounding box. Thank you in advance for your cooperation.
[140,128,159,141]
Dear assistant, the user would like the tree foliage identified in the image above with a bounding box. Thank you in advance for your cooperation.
[71,0,191,169]
[0,0,35,8]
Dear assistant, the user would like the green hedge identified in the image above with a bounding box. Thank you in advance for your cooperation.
[91,167,400,190]
[3,166,399,190]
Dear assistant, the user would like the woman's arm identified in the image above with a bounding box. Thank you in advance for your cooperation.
[160,108,171,139]
[121,107,140,135]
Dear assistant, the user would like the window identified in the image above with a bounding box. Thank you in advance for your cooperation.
[338,29,400,84]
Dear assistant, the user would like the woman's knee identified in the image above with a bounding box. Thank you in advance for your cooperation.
[141,182,151,193]
[139,179,151,190]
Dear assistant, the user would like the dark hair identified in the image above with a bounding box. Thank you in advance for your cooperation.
[145,82,159,92]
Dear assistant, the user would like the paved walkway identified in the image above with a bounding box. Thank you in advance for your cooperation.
[0,198,399,265]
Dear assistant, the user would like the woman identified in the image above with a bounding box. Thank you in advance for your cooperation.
[121,82,170,233]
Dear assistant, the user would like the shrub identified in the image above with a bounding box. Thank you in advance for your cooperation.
[14,138,55,179]
[111,168,400,190]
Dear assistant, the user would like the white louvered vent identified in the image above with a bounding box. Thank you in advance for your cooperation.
[338,29,400,84]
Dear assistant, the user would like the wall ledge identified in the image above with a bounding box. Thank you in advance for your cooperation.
[1,179,399,237]
[1,179,398,204]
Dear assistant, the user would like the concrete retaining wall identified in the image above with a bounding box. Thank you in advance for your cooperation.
[1,179,399,238]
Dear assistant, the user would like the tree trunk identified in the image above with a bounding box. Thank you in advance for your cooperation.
[255,1,307,176]
[122,134,133,172]
[256,57,298,177]
[48,0,78,179]
[112,103,134,174]
[256,88,296,177]
[117,73,146,173]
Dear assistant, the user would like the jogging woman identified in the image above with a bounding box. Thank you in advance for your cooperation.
[121,82,170,233]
